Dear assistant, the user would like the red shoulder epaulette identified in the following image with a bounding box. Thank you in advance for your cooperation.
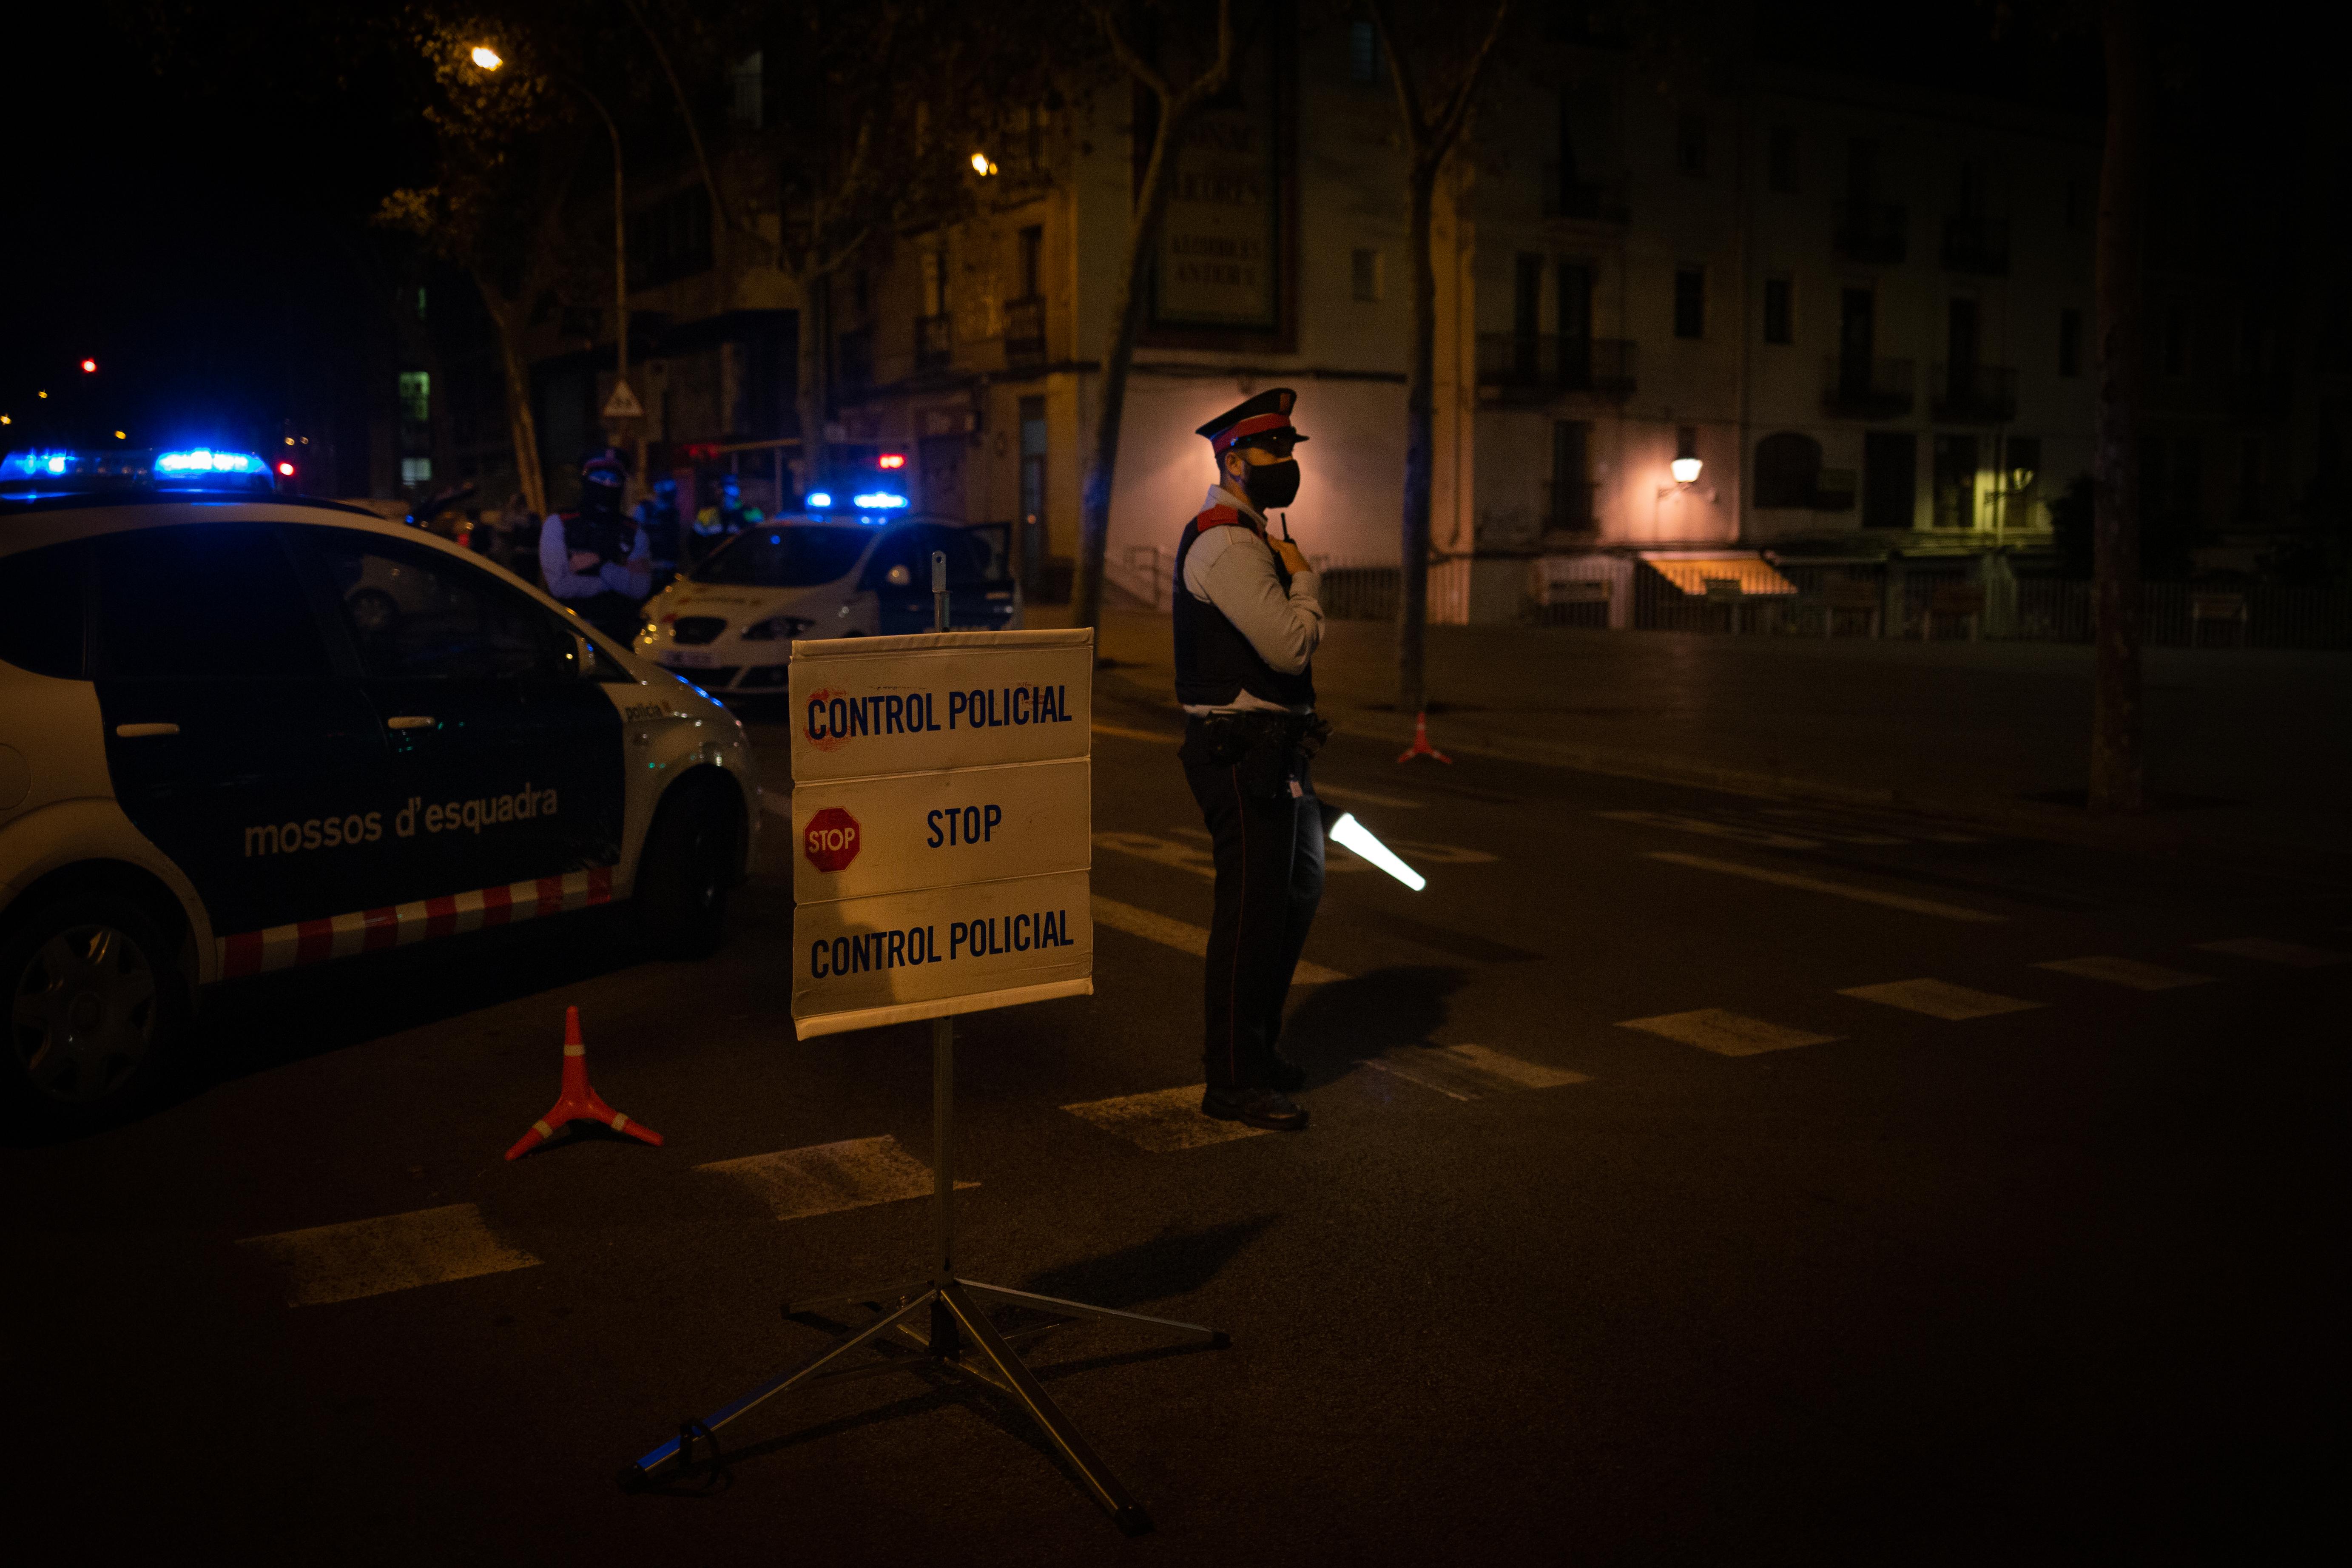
[1191,504,1260,535]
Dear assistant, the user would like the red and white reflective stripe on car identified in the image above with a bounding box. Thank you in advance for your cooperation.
[216,865,616,979]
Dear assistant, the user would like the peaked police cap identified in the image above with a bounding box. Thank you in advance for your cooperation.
[1195,387,1309,459]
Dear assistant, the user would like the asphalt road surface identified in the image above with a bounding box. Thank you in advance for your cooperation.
[7,688,2342,1564]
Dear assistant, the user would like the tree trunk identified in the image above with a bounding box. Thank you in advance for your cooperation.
[474,271,546,520]
[2090,0,2149,813]
[1397,165,1439,716]
[1073,98,1196,632]
[797,268,830,524]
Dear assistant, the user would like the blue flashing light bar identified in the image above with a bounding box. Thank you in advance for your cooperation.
[155,448,267,475]
[805,491,833,508]
[851,492,909,510]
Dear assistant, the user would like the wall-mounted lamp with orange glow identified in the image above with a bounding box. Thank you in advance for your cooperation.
[969,152,998,176]
[470,46,503,70]
[1670,457,1704,486]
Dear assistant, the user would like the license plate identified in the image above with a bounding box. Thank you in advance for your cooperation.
[663,651,717,669]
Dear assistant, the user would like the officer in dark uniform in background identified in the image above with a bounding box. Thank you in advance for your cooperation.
[540,446,652,645]
[1175,388,1328,1132]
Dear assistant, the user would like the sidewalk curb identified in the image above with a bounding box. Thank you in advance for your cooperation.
[1094,667,2352,888]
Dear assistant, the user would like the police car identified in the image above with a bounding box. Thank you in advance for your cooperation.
[636,513,1019,696]
[0,447,761,1123]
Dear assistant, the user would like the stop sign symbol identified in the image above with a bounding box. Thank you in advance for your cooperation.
[804,807,861,873]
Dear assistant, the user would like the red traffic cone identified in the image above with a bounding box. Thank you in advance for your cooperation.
[504,1006,664,1160]
[1396,709,1453,765]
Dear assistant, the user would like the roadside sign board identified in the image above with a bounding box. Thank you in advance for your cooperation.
[791,757,1089,905]
[787,632,1092,783]
[788,628,1094,1039]
[602,380,645,420]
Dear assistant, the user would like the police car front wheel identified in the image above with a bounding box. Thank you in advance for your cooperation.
[634,777,741,960]
[3,896,188,1118]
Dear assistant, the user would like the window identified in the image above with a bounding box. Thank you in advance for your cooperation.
[1676,111,1707,177]
[1352,248,1383,302]
[1933,434,1978,528]
[1558,262,1593,341]
[1864,432,1916,528]
[1514,254,1544,339]
[1349,20,1382,84]
[415,287,428,322]
[95,527,330,680]
[0,539,90,678]
[1768,125,1798,193]
[691,527,872,588]
[862,524,990,593]
[398,371,430,425]
[1674,267,1705,338]
[1551,421,1593,529]
[1754,432,1824,509]
[1017,225,1044,299]
[627,185,714,289]
[729,52,764,129]
[310,532,570,682]
[400,457,433,486]
[1763,277,1793,344]
[2058,308,2083,377]
[1948,297,1980,371]
[1847,139,1879,200]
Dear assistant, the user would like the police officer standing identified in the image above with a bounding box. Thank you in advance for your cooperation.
[634,474,683,591]
[1175,388,1327,1132]
[540,446,652,645]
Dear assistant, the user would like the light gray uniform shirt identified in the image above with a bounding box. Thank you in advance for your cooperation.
[1179,486,1324,716]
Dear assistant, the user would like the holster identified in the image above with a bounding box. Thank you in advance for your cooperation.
[1180,711,1332,800]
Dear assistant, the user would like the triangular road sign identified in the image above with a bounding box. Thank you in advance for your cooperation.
[602,380,645,420]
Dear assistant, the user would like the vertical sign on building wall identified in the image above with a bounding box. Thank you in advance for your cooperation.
[1146,6,1293,347]
[788,629,1095,1039]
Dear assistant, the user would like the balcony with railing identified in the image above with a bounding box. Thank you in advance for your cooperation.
[1940,214,2010,275]
[1540,165,1629,223]
[1476,335,1637,403]
[1931,362,2018,423]
[1833,199,1908,264]
[914,312,955,373]
[1821,355,1915,418]
[1001,296,1046,368]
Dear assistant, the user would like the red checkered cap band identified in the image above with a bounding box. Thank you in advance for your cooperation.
[1211,411,1294,458]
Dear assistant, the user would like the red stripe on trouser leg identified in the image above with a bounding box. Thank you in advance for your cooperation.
[480,884,514,926]
[586,865,613,903]
[360,906,398,950]
[424,896,457,940]
[295,919,335,967]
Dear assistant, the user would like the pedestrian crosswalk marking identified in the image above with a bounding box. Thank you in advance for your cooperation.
[1616,1009,1840,1057]
[1358,1044,1592,1100]
[1315,781,1425,811]
[1062,1084,1268,1152]
[699,1135,971,1223]
[238,1203,540,1308]
[2195,937,2349,969]
[2034,956,2215,991]
[1646,852,2005,923]
[1091,895,1348,985]
[1601,810,1823,850]
[1839,978,2044,1020]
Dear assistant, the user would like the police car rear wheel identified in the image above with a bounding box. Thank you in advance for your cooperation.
[3,897,185,1118]
[634,778,738,960]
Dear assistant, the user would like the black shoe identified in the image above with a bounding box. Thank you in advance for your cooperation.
[1264,1052,1306,1093]
[1200,1086,1309,1132]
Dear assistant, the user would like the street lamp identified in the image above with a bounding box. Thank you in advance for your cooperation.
[1670,456,1704,486]
[470,44,634,466]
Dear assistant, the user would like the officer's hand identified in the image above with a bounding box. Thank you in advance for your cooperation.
[1269,536,1311,577]
[569,550,603,573]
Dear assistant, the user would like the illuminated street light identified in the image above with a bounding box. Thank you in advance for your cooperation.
[1670,456,1703,485]
[471,46,503,70]
[114,430,127,440]
[81,358,98,373]
[970,151,998,176]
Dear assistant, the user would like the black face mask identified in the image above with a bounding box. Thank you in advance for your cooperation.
[1241,458,1300,511]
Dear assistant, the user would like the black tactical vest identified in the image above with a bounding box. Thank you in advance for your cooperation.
[1172,507,1317,710]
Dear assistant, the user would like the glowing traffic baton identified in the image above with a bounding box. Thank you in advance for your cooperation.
[1328,812,1425,891]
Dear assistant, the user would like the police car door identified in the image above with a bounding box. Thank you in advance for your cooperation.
[293,529,625,905]
[865,524,947,635]
[90,524,392,939]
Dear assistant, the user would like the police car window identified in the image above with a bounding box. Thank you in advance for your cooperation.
[308,532,567,682]
[0,540,91,679]
[866,525,986,590]
[691,527,869,587]
[94,527,331,680]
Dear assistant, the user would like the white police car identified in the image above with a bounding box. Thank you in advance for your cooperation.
[0,447,761,1122]
[636,515,1018,695]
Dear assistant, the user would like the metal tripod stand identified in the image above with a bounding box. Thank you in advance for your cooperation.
[617,1014,1224,1534]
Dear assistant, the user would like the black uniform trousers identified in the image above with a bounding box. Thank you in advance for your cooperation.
[1183,758,1326,1094]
